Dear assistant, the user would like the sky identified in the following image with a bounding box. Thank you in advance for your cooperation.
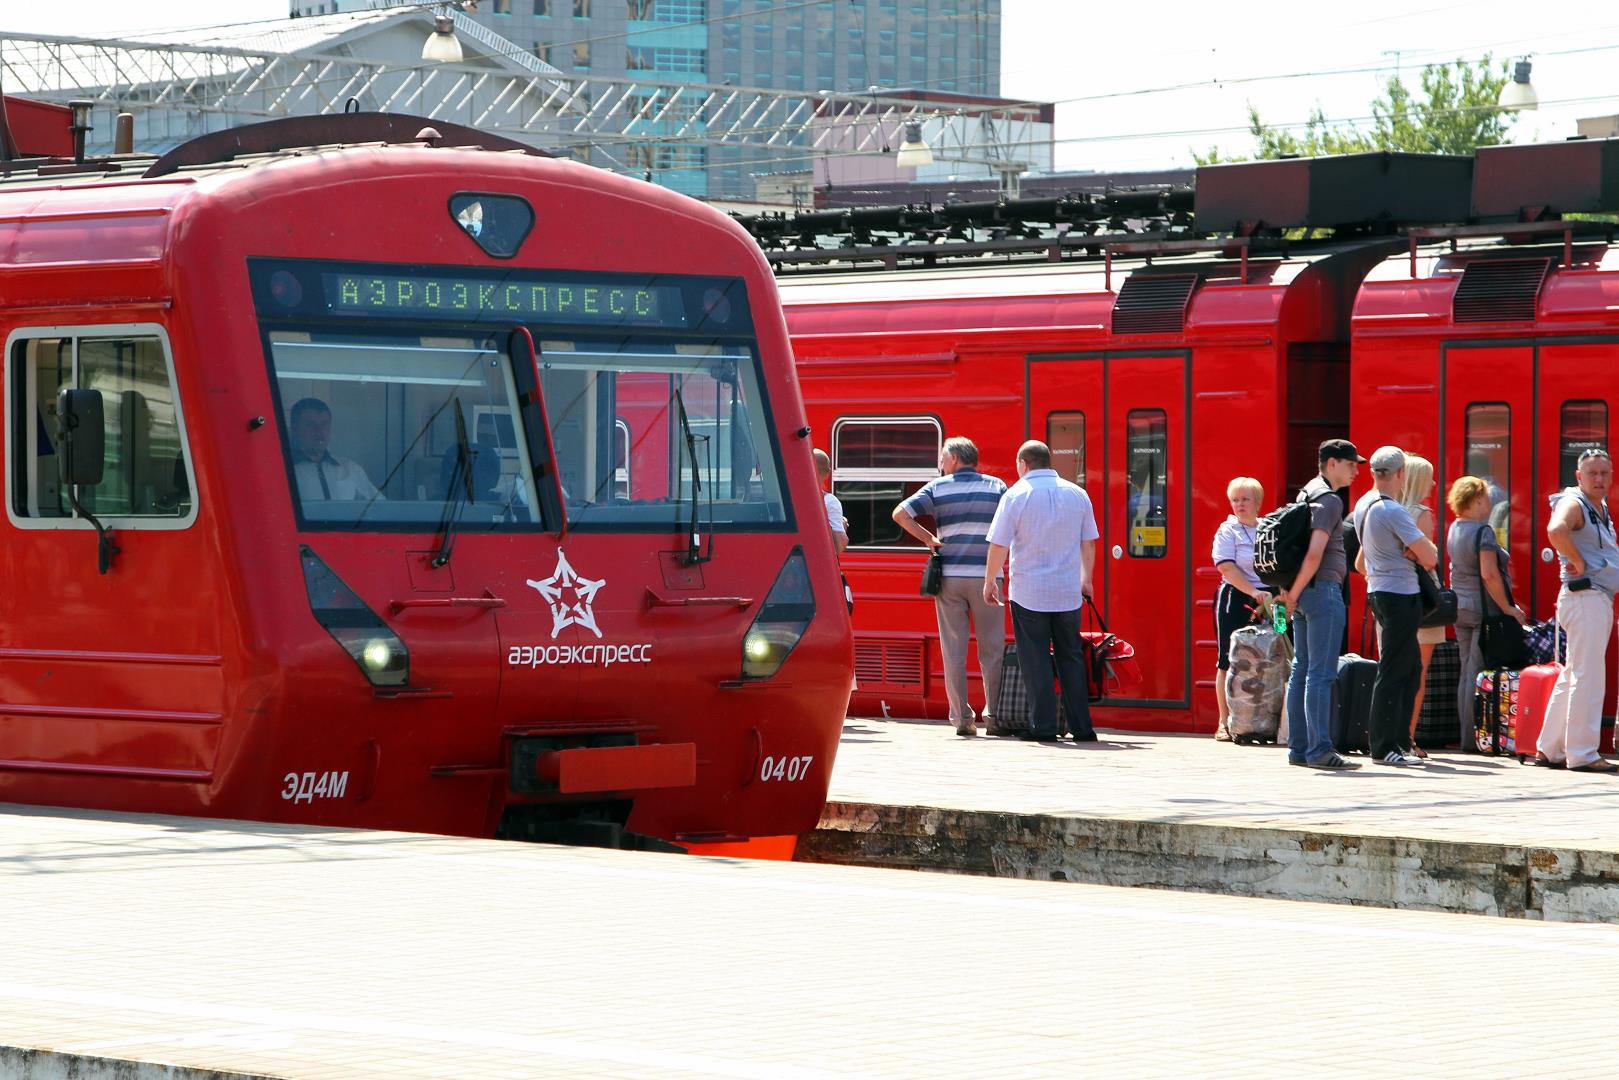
[3,0,1616,172]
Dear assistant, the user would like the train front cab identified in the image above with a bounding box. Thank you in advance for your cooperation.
[1351,140,1619,720]
[0,123,850,851]
[784,238,1389,733]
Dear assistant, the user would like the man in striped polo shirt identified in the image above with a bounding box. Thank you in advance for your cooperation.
[892,437,1008,737]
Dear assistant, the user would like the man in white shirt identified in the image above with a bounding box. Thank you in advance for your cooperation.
[813,448,847,556]
[983,440,1101,743]
[290,397,381,504]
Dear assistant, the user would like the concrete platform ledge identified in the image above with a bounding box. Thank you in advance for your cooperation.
[799,801,1619,922]
[0,1048,267,1080]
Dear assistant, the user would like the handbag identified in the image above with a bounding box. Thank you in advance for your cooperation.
[1474,529,1529,669]
[1079,600,1142,702]
[919,551,944,596]
[1417,568,1457,627]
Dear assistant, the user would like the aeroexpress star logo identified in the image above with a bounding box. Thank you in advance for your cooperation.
[527,549,606,639]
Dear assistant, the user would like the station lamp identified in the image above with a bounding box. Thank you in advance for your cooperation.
[1498,58,1538,112]
[895,120,933,169]
[422,2,479,64]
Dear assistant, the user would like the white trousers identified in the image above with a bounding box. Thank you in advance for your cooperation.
[1538,588,1615,768]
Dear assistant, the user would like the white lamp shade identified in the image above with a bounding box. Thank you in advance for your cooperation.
[896,120,932,168]
[422,18,463,64]
[1498,80,1538,111]
[896,143,933,168]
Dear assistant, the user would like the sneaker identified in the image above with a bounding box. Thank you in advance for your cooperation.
[1377,750,1421,767]
[1304,753,1362,770]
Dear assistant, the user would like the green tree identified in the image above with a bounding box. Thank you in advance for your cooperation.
[1196,57,1515,164]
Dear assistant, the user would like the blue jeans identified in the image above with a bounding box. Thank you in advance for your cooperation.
[1286,579,1344,763]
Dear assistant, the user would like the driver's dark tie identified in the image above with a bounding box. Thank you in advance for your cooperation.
[316,461,331,500]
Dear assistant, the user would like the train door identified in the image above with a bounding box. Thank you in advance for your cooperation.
[1027,352,1189,707]
[1443,338,1619,720]
[1107,354,1189,705]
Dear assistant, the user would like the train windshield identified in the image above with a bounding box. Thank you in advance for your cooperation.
[538,341,787,530]
[251,259,785,534]
[266,330,541,530]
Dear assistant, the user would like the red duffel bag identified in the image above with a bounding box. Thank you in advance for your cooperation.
[1081,600,1143,702]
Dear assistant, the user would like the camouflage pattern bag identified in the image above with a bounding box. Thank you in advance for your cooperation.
[1225,624,1292,744]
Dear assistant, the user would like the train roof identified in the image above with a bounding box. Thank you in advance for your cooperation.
[0,113,760,288]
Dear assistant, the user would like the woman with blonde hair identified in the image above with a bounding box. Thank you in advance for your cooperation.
[1400,455,1443,756]
[1211,476,1273,740]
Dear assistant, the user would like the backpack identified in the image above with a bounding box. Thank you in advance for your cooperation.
[1253,489,1329,588]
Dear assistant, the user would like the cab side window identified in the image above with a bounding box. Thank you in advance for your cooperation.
[831,416,941,548]
[9,329,194,525]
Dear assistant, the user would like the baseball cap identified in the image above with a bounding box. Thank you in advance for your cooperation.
[1369,445,1407,473]
[1317,438,1367,465]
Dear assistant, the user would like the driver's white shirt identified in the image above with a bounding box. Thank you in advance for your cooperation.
[295,453,380,502]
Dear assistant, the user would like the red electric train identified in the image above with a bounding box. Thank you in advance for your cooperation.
[0,107,851,851]
[753,142,1619,734]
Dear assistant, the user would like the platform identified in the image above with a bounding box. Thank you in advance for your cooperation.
[802,718,1619,921]
[6,803,1619,1080]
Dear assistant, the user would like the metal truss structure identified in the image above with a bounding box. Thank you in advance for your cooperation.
[0,11,1048,198]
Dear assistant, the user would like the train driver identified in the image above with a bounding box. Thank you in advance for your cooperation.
[289,397,382,503]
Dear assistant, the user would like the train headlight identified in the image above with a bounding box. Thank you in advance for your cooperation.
[741,546,815,681]
[300,545,411,688]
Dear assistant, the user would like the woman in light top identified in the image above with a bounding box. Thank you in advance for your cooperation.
[1211,476,1273,740]
[1399,455,1443,756]
[1447,475,1529,747]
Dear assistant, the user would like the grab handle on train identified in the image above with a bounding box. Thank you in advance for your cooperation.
[511,326,569,541]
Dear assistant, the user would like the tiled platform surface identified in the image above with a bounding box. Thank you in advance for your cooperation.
[7,804,1619,1080]
[802,719,1619,920]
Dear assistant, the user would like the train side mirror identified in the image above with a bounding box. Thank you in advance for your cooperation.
[57,388,106,487]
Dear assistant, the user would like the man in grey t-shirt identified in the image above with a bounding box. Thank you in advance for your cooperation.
[1280,439,1365,770]
[1352,446,1439,767]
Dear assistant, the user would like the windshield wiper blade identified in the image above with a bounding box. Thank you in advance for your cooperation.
[673,385,711,566]
[431,399,473,568]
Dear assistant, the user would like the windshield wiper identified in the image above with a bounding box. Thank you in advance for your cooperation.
[673,385,711,566]
[431,399,475,568]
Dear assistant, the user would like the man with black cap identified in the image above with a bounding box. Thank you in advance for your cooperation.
[1279,439,1366,769]
[1352,446,1439,767]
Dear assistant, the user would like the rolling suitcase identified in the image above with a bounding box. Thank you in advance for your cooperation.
[1415,639,1461,749]
[1512,663,1560,763]
[1331,653,1376,754]
[1474,669,1519,755]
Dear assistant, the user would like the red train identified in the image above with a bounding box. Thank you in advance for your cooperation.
[752,141,1619,733]
[0,106,851,852]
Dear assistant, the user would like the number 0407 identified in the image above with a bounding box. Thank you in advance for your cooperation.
[759,755,814,783]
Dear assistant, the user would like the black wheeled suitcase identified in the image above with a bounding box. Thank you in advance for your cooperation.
[1331,653,1376,754]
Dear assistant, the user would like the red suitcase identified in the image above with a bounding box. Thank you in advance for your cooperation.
[1513,663,1560,763]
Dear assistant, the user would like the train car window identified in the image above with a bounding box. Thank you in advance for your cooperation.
[1559,400,1608,489]
[536,342,789,531]
[267,331,543,531]
[1464,403,1511,548]
[1046,411,1085,488]
[1126,409,1168,559]
[830,416,942,548]
[7,328,195,528]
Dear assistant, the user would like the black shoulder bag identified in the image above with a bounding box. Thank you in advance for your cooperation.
[920,551,944,596]
[1476,527,1529,669]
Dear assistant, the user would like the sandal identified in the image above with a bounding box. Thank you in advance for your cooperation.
[1570,760,1619,774]
[1411,744,1429,759]
[1214,727,1232,742]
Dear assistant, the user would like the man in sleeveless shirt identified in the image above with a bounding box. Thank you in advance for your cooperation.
[1539,448,1619,772]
